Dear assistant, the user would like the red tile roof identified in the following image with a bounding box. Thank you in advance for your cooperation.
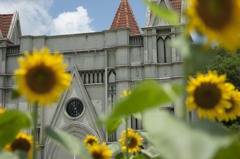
[0,14,13,38]
[110,0,141,35]
[169,0,182,14]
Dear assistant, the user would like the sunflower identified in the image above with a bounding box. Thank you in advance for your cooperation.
[186,0,240,50]
[6,132,33,159]
[0,108,5,114]
[220,90,240,122]
[84,135,99,146]
[186,71,234,121]
[119,128,143,153]
[120,89,131,98]
[89,142,112,159]
[14,47,71,106]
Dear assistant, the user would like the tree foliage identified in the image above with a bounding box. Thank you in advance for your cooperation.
[205,49,240,129]
[206,49,240,90]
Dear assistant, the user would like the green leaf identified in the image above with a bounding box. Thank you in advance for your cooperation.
[115,152,124,159]
[190,120,228,136]
[0,110,31,148]
[213,141,240,159]
[107,142,121,153]
[105,117,123,136]
[171,36,216,74]
[143,110,232,159]
[144,0,179,25]
[140,144,164,159]
[132,153,149,159]
[105,80,182,134]
[141,149,157,159]
[152,157,164,159]
[0,151,19,159]
[45,126,92,159]
[112,80,181,118]
[171,36,191,58]
[14,151,28,159]
[0,150,27,159]
[132,113,142,121]
[11,89,21,99]
[138,130,150,141]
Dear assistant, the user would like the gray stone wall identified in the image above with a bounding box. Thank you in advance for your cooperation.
[1,25,183,159]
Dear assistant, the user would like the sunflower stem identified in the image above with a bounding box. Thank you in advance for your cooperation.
[178,54,191,121]
[32,102,39,159]
[125,117,129,159]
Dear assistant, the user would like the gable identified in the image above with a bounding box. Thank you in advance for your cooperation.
[50,66,105,141]
[0,12,21,44]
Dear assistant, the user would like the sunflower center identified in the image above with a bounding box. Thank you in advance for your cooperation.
[92,151,104,159]
[196,0,232,30]
[11,138,31,152]
[128,137,137,149]
[87,139,97,145]
[26,65,56,94]
[194,82,221,109]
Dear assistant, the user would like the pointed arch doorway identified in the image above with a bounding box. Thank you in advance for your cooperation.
[45,122,101,159]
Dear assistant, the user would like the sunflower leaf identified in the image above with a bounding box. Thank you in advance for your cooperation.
[45,126,92,159]
[172,36,217,73]
[0,110,31,148]
[105,80,182,134]
[132,153,149,159]
[115,152,124,159]
[11,89,21,99]
[107,142,121,153]
[141,148,159,159]
[213,141,240,159]
[144,0,179,25]
[105,117,123,136]
[143,110,232,159]
[14,151,28,159]
[113,80,181,117]
[0,150,27,159]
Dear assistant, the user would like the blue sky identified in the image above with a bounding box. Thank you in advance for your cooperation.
[49,0,147,31]
[0,0,147,35]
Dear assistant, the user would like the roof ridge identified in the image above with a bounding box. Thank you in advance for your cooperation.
[110,0,141,35]
[0,14,14,16]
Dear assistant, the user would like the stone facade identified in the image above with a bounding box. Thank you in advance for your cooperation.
[0,0,184,158]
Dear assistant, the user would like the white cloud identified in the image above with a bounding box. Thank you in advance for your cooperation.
[0,0,52,35]
[50,6,94,35]
[0,0,94,35]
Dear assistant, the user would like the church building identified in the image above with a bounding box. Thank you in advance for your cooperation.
[0,0,183,158]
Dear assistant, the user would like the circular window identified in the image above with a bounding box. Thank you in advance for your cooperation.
[65,98,84,118]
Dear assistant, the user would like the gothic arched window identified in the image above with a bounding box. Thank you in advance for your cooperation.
[157,36,172,63]
[157,37,165,63]
[165,36,172,63]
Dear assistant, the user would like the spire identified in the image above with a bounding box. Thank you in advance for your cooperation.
[110,0,141,35]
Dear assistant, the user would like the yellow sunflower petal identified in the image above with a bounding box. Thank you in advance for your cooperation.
[119,128,143,153]
[186,71,234,121]
[84,135,99,146]
[5,132,33,159]
[186,0,240,51]
[89,142,112,159]
[220,90,240,122]
[14,47,71,106]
